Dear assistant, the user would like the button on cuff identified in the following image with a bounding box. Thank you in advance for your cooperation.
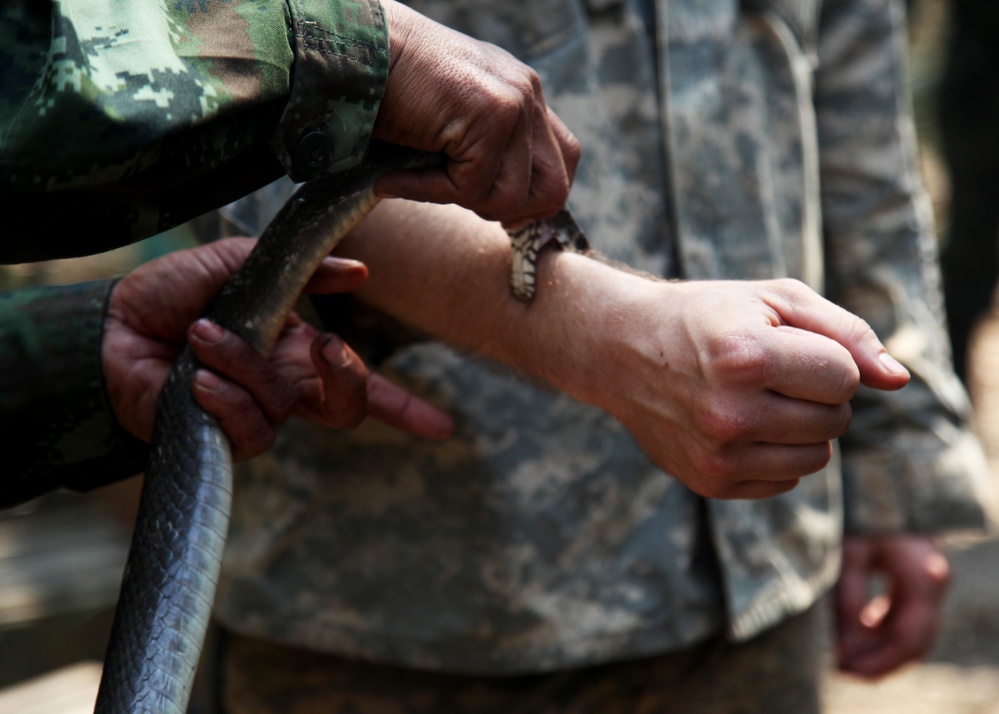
[293,131,334,178]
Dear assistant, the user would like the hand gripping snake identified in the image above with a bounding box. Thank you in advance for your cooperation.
[93,143,590,713]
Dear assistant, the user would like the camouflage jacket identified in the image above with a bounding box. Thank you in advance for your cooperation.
[214,0,994,674]
[0,0,388,505]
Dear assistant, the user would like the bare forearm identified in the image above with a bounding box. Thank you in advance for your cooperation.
[335,199,615,404]
[337,198,909,499]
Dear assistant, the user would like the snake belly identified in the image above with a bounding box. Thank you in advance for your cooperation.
[93,144,588,714]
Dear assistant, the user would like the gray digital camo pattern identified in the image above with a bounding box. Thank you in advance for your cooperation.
[215,0,994,676]
[0,0,388,256]
[220,602,828,713]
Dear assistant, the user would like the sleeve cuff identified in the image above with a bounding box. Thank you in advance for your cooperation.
[842,424,997,536]
[273,0,391,180]
[0,280,146,507]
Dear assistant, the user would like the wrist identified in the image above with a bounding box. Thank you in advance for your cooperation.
[381,0,408,70]
[517,249,654,412]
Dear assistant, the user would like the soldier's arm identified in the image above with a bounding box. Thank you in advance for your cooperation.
[0,241,453,509]
[336,199,908,500]
[1,0,576,259]
[0,281,148,506]
[1,0,389,256]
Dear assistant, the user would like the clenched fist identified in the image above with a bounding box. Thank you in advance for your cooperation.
[373,0,580,224]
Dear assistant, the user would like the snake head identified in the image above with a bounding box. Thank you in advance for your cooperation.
[506,208,591,303]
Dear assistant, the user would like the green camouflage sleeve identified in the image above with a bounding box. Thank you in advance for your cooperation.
[816,0,994,534]
[0,0,388,260]
[0,280,147,508]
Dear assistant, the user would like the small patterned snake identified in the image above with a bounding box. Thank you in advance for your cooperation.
[93,143,590,713]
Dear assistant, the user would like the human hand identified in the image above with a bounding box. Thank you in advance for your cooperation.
[103,238,453,461]
[372,0,580,224]
[330,204,907,499]
[572,275,910,499]
[835,535,950,679]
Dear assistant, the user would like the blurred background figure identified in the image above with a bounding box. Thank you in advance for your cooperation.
[936,0,999,383]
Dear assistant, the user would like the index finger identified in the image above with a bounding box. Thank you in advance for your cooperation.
[512,104,578,223]
[766,325,861,404]
[367,375,455,441]
[765,282,910,392]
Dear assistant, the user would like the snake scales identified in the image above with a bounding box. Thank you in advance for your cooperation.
[93,143,589,713]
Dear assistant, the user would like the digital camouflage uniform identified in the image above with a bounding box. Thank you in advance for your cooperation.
[0,0,390,506]
[213,0,993,710]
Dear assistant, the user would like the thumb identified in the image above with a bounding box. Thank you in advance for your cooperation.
[773,286,910,392]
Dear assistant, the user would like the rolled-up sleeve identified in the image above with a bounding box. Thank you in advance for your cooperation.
[274,0,390,179]
[0,0,390,257]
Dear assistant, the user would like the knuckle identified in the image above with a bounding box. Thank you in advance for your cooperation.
[709,335,770,383]
[504,64,541,101]
[845,317,877,362]
[926,550,951,589]
[761,278,809,314]
[772,276,808,293]
[526,67,543,94]
[490,87,529,126]
[696,401,750,443]
[437,117,474,157]
[766,277,810,303]
[801,442,833,474]
[689,446,739,486]
[563,132,582,166]
[836,366,861,403]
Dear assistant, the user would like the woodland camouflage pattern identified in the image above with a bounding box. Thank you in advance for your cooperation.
[0,280,147,506]
[0,0,389,258]
[0,0,389,500]
[213,0,995,685]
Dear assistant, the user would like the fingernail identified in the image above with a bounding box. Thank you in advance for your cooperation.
[193,369,225,393]
[320,256,365,270]
[878,351,907,375]
[192,319,224,343]
[321,335,351,367]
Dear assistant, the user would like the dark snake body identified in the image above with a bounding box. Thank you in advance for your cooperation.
[94,145,589,713]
